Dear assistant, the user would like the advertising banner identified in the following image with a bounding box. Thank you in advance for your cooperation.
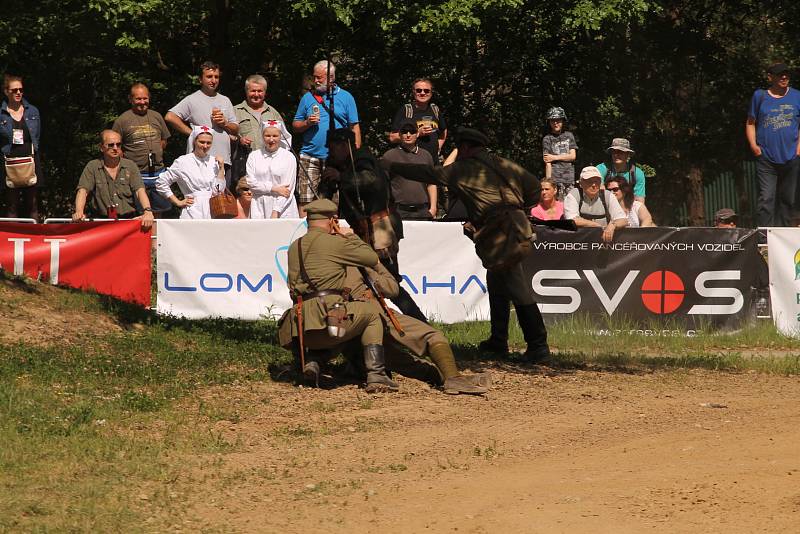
[156,220,488,322]
[766,228,800,337]
[0,220,152,306]
[525,226,762,331]
[156,221,763,329]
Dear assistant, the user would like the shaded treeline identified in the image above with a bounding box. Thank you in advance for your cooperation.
[1,0,796,224]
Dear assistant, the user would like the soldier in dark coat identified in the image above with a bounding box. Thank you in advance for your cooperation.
[319,128,428,325]
[384,127,550,362]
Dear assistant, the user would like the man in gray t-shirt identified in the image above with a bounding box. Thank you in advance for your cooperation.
[165,61,239,185]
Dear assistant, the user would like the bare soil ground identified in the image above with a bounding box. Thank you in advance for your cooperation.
[173,364,800,533]
[0,276,122,346]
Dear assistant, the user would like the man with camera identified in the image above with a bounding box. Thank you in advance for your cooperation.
[112,83,172,216]
[292,60,360,216]
[277,198,398,393]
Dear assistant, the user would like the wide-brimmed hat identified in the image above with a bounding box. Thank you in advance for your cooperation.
[606,138,634,154]
[327,127,355,145]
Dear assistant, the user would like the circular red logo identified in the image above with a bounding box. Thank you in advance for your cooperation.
[641,270,685,314]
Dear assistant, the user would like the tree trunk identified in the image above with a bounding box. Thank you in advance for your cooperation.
[687,165,705,226]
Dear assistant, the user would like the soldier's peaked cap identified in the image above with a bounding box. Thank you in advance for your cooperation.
[455,127,489,147]
[305,199,339,220]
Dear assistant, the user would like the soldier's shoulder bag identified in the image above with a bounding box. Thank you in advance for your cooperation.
[473,205,534,271]
[471,153,535,271]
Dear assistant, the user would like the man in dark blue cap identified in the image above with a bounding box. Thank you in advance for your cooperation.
[746,62,800,227]
[385,126,551,363]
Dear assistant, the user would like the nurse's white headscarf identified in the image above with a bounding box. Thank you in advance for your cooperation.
[189,124,214,151]
[261,119,292,150]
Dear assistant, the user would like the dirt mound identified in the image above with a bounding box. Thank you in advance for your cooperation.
[0,275,123,347]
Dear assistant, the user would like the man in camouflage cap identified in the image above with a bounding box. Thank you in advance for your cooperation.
[384,126,551,363]
[277,198,398,392]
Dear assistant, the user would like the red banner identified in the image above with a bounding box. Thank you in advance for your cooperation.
[0,220,152,306]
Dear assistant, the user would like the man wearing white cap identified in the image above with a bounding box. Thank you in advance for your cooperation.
[564,166,627,242]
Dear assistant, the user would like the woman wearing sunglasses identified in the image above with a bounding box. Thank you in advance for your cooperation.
[604,176,654,227]
[1,74,43,220]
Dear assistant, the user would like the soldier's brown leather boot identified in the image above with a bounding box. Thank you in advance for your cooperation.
[363,345,399,393]
[430,343,489,395]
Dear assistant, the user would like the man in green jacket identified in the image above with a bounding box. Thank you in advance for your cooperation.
[278,198,398,392]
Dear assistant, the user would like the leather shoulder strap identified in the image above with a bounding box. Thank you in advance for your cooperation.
[473,152,524,207]
[296,236,319,292]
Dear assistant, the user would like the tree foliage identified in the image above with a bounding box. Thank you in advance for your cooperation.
[1,0,797,223]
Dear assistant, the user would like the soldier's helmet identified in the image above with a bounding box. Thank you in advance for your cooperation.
[546,107,567,121]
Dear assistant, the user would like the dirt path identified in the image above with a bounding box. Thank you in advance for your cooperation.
[173,365,800,533]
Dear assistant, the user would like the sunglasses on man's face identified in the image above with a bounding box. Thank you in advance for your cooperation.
[105,142,123,148]
[9,88,23,94]
[414,88,431,94]
[400,128,417,134]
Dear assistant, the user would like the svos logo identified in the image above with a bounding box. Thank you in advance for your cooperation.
[533,269,743,315]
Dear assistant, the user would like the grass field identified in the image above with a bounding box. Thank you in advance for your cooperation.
[2,276,800,531]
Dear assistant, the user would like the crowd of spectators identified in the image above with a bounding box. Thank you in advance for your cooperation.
[1,61,797,231]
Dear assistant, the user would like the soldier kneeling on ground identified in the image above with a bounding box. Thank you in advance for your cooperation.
[278,198,398,393]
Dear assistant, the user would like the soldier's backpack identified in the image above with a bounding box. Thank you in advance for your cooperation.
[470,153,535,271]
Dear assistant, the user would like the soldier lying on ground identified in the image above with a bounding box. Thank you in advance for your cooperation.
[339,262,490,395]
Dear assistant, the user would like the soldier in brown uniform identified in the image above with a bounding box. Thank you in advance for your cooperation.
[384,127,550,362]
[342,263,490,395]
[278,198,398,392]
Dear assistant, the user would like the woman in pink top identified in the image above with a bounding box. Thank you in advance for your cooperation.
[530,178,564,221]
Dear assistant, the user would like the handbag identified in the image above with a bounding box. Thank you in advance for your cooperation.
[209,188,238,219]
[4,148,37,188]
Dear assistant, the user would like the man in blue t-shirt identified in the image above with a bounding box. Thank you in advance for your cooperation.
[746,62,800,227]
[292,60,360,216]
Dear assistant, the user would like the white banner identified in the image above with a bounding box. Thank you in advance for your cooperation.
[766,228,800,337]
[156,220,489,323]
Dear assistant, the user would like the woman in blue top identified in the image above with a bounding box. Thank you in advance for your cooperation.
[596,137,646,204]
[1,74,43,220]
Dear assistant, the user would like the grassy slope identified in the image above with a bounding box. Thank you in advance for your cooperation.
[1,277,799,531]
